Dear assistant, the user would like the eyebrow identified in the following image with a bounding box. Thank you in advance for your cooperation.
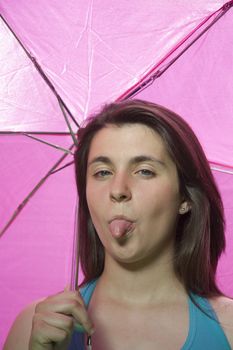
[87,155,165,168]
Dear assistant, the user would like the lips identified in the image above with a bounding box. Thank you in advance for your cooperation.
[109,217,135,238]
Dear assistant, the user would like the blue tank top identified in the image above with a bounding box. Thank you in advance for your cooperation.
[68,279,231,349]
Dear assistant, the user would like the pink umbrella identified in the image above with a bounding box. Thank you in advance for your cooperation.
[0,1,232,346]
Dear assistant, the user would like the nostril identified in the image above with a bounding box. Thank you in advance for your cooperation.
[119,194,127,201]
[110,192,130,202]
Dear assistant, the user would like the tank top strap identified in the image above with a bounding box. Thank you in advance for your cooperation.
[182,293,231,349]
[181,293,197,349]
[80,278,98,307]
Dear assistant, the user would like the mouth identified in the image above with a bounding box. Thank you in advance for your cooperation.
[108,216,136,238]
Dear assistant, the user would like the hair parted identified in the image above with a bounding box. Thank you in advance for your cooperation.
[74,99,225,297]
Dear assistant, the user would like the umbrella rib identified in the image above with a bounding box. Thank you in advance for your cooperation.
[211,166,233,175]
[0,143,75,238]
[57,97,78,146]
[0,14,80,130]
[120,1,233,100]
[50,160,75,174]
[210,160,233,175]
[0,131,71,135]
[23,133,74,154]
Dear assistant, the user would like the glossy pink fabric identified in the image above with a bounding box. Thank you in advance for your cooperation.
[0,1,232,346]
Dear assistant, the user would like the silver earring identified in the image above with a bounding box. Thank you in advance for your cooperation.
[180,207,186,214]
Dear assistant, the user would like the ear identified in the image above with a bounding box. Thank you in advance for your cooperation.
[179,200,191,215]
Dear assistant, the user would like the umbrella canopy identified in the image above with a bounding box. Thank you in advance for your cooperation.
[0,1,232,346]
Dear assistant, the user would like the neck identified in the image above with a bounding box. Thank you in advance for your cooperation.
[98,249,186,305]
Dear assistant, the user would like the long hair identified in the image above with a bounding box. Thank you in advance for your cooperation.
[74,99,225,297]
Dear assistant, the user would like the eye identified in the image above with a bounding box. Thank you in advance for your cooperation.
[136,169,156,177]
[93,169,112,178]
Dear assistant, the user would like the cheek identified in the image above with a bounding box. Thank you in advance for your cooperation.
[138,182,180,218]
[159,182,180,205]
[86,182,104,227]
[86,179,98,207]
[86,177,111,216]
[86,183,96,220]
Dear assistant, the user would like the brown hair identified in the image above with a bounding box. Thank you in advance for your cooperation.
[74,99,225,297]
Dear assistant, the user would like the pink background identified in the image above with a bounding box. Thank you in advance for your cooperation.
[0,1,232,346]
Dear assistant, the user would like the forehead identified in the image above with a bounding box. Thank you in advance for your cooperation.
[87,123,172,163]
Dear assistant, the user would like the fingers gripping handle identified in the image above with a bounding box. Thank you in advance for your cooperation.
[64,285,93,349]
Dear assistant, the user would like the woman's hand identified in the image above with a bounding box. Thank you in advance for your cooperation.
[29,288,94,350]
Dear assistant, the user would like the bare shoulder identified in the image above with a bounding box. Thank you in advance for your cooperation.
[210,295,233,348]
[3,299,40,350]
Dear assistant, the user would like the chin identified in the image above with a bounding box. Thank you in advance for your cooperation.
[112,250,146,268]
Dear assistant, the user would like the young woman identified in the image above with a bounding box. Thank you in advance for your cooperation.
[4,100,233,349]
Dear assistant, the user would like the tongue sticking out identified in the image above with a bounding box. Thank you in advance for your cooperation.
[109,219,134,238]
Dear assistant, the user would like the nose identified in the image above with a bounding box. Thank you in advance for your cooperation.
[110,172,132,203]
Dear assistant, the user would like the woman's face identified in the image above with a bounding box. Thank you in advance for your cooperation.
[86,123,183,265]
